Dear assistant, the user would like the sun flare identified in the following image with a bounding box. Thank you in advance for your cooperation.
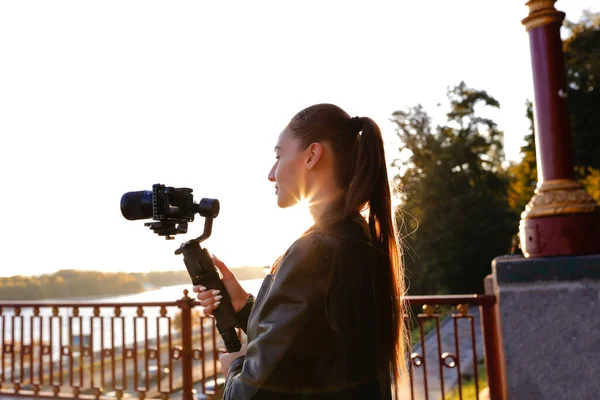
[293,197,314,228]
[296,197,311,211]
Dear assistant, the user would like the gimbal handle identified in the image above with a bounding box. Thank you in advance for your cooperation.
[176,239,242,353]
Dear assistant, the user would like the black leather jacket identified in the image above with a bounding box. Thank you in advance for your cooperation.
[223,214,392,399]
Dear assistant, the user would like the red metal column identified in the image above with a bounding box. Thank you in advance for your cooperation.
[480,302,507,400]
[178,292,194,400]
[519,0,600,257]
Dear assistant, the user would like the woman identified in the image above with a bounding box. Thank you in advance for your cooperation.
[194,103,406,399]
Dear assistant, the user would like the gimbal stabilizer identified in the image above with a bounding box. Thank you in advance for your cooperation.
[120,184,241,352]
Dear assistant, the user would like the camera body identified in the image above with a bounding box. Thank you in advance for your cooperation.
[121,183,219,239]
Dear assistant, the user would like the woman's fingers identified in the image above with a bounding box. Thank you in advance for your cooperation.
[212,254,234,279]
[192,285,206,293]
[194,287,220,301]
[199,292,222,306]
[197,289,222,304]
[202,300,221,316]
[219,344,248,373]
[193,285,222,315]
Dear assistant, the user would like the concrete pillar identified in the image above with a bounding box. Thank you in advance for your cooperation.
[493,255,600,399]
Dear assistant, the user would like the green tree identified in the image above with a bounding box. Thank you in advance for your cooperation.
[507,100,537,212]
[393,82,517,295]
[565,11,600,197]
[564,11,600,174]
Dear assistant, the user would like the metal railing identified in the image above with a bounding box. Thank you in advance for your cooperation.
[0,291,505,400]
[0,291,221,400]
[401,295,506,400]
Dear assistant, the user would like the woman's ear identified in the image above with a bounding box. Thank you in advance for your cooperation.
[305,142,324,170]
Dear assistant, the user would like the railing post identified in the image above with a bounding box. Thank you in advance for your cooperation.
[177,291,194,400]
[480,301,507,400]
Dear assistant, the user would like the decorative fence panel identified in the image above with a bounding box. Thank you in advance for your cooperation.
[398,294,505,400]
[0,291,505,400]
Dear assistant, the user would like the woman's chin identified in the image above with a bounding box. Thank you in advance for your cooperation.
[276,196,295,209]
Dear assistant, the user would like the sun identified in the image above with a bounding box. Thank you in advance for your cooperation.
[271,196,315,242]
[296,197,311,211]
[291,197,314,229]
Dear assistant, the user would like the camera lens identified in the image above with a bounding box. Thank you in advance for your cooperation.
[120,190,153,220]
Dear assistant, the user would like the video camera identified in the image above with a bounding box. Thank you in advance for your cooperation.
[120,184,220,239]
[120,184,241,352]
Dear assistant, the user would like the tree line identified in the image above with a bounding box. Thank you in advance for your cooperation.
[0,267,266,301]
[394,12,599,295]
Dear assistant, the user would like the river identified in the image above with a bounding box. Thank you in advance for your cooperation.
[0,278,266,359]
[79,277,264,304]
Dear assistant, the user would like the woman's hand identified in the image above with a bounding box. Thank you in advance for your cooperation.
[193,254,249,315]
[219,344,247,373]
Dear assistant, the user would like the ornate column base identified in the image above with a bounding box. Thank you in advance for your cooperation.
[519,179,600,257]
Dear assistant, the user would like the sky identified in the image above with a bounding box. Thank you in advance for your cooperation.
[1,1,597,278]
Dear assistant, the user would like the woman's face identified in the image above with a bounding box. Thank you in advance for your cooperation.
[268,128,308,208]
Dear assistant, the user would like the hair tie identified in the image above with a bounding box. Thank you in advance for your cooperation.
[350,116,362,133]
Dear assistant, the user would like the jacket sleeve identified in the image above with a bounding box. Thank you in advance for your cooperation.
[222,235,328,399]
[236,294,255,334]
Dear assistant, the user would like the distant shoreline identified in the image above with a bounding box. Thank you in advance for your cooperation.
[0,278,267,303]
[0,268,267,302]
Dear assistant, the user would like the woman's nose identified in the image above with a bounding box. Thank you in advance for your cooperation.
[268,165,276,182]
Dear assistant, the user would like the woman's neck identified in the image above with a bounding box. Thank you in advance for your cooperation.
[308,190,343,221]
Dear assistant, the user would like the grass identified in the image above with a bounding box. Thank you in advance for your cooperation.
[408,305,453,346]
[446,359,488,400]
[410,318,438,344]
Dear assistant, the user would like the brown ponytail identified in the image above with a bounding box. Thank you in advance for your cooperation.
[287,104,407,392]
